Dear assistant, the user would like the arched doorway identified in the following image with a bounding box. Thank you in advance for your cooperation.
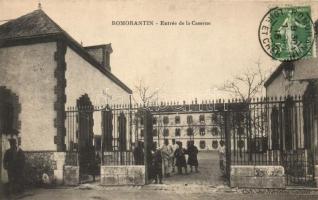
[0,86,21,184]
[76,94,95,182]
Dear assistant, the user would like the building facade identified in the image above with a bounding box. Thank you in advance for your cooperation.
[0,9,132,185]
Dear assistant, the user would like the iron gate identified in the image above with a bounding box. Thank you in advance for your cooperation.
[65,104,153,183]
[65,95,317,186]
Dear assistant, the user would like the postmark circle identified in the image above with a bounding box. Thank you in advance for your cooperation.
[258,6,314,61]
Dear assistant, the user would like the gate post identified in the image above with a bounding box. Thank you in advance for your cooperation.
[143,110,153,184]
[224,111,231,181]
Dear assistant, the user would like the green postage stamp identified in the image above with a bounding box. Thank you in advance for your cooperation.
[259,6,314,61]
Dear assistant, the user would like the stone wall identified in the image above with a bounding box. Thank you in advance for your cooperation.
[65,46,131,108]
[23,151,65,186]
[0,42,58,151]
[230,165,285,188]
[64,166,79,186]
[101,166,145,186]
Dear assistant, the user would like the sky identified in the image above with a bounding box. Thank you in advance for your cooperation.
[0,0,317,102]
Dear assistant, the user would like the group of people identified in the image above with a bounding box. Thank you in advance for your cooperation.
[150,139,199,184]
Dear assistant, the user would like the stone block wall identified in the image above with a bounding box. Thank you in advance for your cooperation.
[230,165,285,188]
[24,151,65,186]
[64,166,79,186]
[101,166,145,186]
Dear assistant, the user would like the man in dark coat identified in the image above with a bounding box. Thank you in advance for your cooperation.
[3,138,25,194]
[174,142,187,175]
[187,141,199,173]
[133,141,144,165]
[151,146,163,184]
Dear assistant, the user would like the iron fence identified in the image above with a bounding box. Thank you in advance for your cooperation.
[64,95,317,186]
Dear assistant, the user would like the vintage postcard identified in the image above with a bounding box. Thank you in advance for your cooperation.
[1,0,318,199]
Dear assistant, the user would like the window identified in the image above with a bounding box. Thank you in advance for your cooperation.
[212,140,218,149]
[212,127,218,136]
[175,116,180,124]
[153,129,158,136]
[187,127,193,136]
[175,128,181,137]
[236,113,245,123]
[163,116,169,124]
[140,117,144,125]
[211,114,218,124]
[199,114,205,122]
[163,128,169,137]
[237,127,244,135]
[140,129,144,137]
[187,115,193,124]
[200,141,206,149]
[152,117,157,125]
[238,140,245,149]
[199,127,205,136]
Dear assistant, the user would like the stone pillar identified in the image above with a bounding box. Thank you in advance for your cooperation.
[64,166,79,186]
[0,133,2,196]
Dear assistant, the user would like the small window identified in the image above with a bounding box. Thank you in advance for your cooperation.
[199,114,205,122]
[237,113,245,123]
[175,116,180,124]
[163,128,169,137]
[140,117,144,125]
[187,115,193,124]
[199,127,205,136]
[212,127,218,136]
[152,117,157,125]
[200,141,206,149]
[187,127,193,136]
[163,116,169,124]
[153,129,158,136]
[140,129,144,137]
[211,114,218,123]
[212,140,218,149]
[237,127,244,135]
[238,140,245,149]
[175,128,181,137]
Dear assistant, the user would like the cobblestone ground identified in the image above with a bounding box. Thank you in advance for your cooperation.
[162,151,225,186]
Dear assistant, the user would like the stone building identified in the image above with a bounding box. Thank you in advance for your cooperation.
[0,9,131,185]
[137,101,247,151]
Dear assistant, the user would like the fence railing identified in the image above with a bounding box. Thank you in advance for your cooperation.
[64,95,316,169]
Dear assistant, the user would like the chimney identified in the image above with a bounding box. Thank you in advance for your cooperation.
[84,44,113,71]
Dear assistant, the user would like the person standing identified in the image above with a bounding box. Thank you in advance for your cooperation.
[16,140,25,193]
[152,146,163,184]
[133,141,144,165]
[161,139,173,177]
[171,139,179,173]
[3,138,25,195]
[187,141,199,173]
[174,142,187,175]
[218,140,226,175]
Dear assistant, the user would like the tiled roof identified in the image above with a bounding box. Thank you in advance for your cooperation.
[0,9,132,94]
[0,9,63,40]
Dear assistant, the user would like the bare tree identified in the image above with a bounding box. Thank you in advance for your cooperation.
[219,60,268,102]
[133,79,159,105]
